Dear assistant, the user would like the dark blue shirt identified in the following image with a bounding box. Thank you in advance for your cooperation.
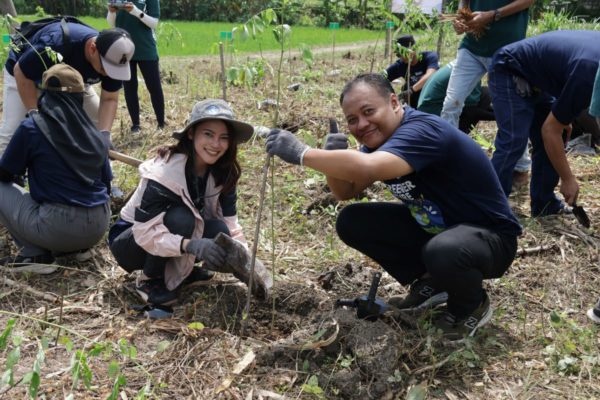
[6,22,122,92]
[385,51,439,88]
[0,117,112,207]
[491,30,600,125]
[362,107,522,236]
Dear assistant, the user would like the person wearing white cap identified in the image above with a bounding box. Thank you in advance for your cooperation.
[0,20,135,156]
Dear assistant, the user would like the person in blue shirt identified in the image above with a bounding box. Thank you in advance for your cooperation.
[265,73,522,341]
[385,34,439,108]
[586,62,600,325]
[0,64,112,269]
[0,22,135,156]
[488,30,600,216]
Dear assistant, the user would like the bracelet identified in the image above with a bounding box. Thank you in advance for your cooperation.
[139,12,144,19]
[180,238,186,253]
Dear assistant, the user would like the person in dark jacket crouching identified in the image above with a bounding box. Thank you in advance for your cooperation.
[0,64,112,271]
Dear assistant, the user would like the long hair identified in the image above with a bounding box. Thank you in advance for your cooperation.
[339,73,396,105]
[156,122,241,194]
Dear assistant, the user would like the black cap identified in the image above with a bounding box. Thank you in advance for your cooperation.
[396,34,415,49]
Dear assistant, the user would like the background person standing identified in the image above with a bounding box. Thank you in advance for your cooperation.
[108,0,165,133]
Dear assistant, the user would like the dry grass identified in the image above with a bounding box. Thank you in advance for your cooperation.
[0,44,599,400]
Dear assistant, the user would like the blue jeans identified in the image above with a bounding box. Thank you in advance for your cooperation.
[442,49,531,171]
[489,67,562,216]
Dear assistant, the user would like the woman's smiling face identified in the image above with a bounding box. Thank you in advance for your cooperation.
[341,82,402,149]
[189,120,230,168]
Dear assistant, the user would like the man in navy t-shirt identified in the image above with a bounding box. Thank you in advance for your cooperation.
[0,22,135,156]
[488,30,600,216]
[265,73,522,341]
[385,35,439,108]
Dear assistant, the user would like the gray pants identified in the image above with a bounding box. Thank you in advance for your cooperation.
[0,183,110,257]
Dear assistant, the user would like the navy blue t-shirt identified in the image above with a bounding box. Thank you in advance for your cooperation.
[362,107,522,236]
[6,22,122,92]
[0,117,112,207]
[492,30,600,125]
[385,51,439,89]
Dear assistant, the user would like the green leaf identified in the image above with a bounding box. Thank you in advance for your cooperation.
[187,322,205,330]
[28,371,40,399]
[406,383,427,400]
[59,336,73,352]
[0,319,16,350]
[6,345,21,369]
[1,369,13,387]
[550,310,562,323]
[108,360,120,379]
[156,340,170,353]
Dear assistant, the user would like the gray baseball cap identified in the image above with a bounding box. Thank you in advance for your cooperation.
[172,99,254,143]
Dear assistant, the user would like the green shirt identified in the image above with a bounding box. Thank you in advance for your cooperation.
[115,0,160,61]
[417,62,481,116]
[460,0,529,57]
[590,62,600,118]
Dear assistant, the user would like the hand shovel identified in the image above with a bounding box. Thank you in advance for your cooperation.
[572,202,590,228]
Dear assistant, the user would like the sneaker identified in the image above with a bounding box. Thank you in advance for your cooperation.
[512,170,529,191]
[587,298,600,324]
[182,267,215,285]
[135,278,178,306]
[388,277,448,311]
[1,253,57,274]
[54,249,93,263]
[433,292,492,341]
[131,125,141,134]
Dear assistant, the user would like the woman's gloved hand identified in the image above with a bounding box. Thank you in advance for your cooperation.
[185,238,226,267]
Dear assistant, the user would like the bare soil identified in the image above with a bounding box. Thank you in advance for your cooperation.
[0,43,599,399]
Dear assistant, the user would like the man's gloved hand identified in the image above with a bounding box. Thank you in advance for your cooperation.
[265,128,310,165]
[185,238,226,267]
[324,118,348,150]
[400,86,414,101]
[324,133,348,150]
[512,75,532,98]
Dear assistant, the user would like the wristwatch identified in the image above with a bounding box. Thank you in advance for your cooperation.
[493,9,502,22]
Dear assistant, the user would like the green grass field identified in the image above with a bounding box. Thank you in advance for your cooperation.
[37,16,383,57]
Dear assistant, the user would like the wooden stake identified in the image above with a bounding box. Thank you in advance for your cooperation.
[219,42,227,101]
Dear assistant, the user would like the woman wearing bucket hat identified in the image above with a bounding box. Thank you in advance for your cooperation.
[0,64,112,272]
[108,99,267,306]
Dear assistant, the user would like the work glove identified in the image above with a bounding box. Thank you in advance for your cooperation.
[265,128,310,165]
[323,118,348,150]
[512,75,532,98]
[185,238,226,267]
[324,133,348,150]
[400,86,414,100]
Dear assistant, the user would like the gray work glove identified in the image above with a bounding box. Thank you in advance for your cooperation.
[323,118,348,150]
[512,75,532,98]
[265,128,310,165]
[324,133,348,150]
[185,238,226,267]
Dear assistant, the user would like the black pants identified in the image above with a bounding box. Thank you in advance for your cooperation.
[110,206,229,279]
[336,202,517,317]
[124,59,165,127]
[459,86,496,134]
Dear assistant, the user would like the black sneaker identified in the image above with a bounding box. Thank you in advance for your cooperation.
[587,298,600,324]
[182,267,215,286]
[135,278,178,306]
[388,277,448,311]
[433,292,492,341]
[1,253,57,274]
[131,125,141,134]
